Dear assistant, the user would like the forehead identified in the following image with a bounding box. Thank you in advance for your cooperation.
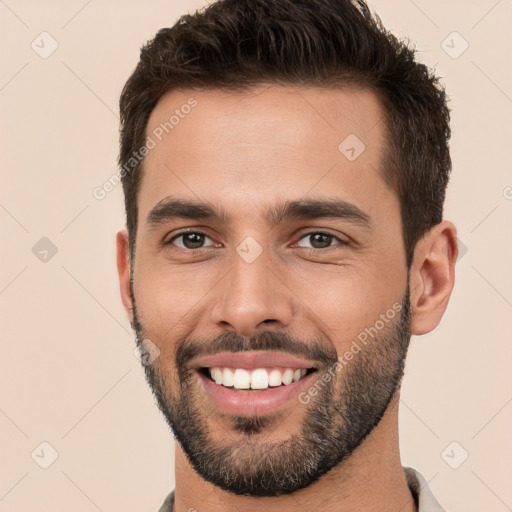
[146,84,384,150]
[139,84,394,227]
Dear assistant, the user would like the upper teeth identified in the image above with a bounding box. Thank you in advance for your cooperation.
[208,367,308,390]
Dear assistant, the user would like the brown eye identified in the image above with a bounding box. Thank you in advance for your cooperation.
[170,232,213,249]
[297,232,339,250]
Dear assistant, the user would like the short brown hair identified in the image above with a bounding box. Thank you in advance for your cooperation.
[119,0,451,267]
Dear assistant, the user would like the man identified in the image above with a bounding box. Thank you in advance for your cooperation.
[115,0,458,510]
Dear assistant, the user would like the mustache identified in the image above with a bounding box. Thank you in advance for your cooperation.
[176,330,338,370]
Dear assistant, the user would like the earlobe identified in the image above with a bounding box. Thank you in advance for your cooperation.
[409,220,458,336]
[116,230,134,324]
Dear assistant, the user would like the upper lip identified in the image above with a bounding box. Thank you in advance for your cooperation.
[191,351,318,370]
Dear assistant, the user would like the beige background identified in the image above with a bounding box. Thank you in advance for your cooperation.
[1,0,511,511]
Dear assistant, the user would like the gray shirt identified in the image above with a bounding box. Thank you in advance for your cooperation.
[157,466,445,512]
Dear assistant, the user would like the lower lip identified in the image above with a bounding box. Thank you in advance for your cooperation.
[196,370,316,416]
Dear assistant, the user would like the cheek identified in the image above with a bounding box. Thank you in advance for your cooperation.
[289,264,404,347]
[133,260,217,334]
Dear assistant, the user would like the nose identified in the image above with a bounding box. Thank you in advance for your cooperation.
[210,249,294,337]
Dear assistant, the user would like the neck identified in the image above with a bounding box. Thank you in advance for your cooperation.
[172,393,416,512]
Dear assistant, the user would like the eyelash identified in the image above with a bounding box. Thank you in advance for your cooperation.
[166,230,348,251]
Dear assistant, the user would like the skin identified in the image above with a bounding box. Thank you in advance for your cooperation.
[116,84,458,512]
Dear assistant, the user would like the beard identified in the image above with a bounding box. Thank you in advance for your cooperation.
[130,281,411,498]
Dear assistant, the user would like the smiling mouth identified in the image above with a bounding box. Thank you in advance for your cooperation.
[199,366,318,391]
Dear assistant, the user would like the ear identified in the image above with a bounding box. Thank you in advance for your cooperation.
[116,229,134,325]
[409,220,458,335]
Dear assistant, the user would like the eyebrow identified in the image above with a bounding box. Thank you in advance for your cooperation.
[146,196,372,229]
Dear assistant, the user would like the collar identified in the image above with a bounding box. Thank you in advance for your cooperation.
[404,466,445,512]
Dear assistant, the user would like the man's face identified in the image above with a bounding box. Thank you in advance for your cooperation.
[129,85,411,496]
